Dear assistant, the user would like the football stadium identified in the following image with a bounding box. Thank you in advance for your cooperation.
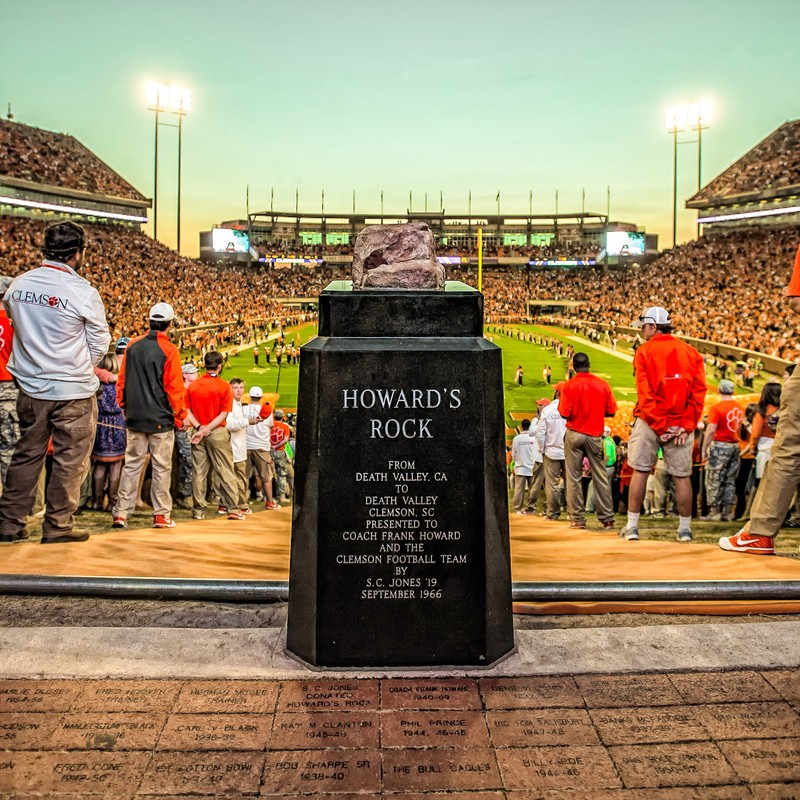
[2,112,800,573]
[3,2,800,793]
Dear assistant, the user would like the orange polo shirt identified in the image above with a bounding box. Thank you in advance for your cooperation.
[558,371,617,437]
[186,373,232,426]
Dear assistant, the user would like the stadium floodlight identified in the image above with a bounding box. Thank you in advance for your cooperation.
[664,99,713,246]
[145,82,191,251]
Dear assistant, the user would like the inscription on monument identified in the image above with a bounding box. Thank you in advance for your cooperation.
[287,283,513,667]
[339,387,467,604]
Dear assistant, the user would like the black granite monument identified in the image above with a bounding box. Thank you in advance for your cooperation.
[287,227,513,668]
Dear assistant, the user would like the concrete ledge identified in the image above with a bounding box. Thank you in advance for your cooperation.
[1,621,799,679]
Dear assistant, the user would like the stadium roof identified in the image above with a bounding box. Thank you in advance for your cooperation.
[687,119,800,209]
[0,119,146,203]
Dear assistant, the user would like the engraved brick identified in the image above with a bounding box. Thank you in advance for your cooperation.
[501,788,751,799]
[174,681,278,713]
[139,751,265,794]
[381,679,481,709]
[275,795,379,800]
[382,710,489,748]
[480,677,583,709]
[576,674,683,708]
[137,796,251,800]
[0,680,80,712]
[136,796,251,800]
[157,713,271,750]
[718,737,800,783]
[50,713,166,750]
[382,747,500,792]
[695,702,800,740]
[72,680,181,713]
[0,750,149,793]
[261,749,380,794]
[270,712,378,749]
[748,783,800,800]
[496,745,619,790]
[0,713,61,749]
[6,794,136,800]
[278,679,379,712]
[669,671,780,704]
[386,794,504,800]
[588,705,708,745]
[609,742,738,787]
[763,670,800,702]
[487,708,598,747]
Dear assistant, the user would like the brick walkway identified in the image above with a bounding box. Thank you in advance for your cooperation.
[0,672,799,797]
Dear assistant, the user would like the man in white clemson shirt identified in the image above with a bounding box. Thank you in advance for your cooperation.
[0,221,110,544]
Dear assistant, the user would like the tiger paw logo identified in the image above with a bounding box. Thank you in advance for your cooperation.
[48,296,61,307]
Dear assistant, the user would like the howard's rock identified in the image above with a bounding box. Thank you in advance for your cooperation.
[352,222,445,290]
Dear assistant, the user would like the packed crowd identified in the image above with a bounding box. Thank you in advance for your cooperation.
[0,120,145,200]
[473,225,800,360]
[0,217,344,340]
[691,119,800,202]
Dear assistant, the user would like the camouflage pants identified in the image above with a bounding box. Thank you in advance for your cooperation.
[0,382,20,492]
[271,449,289,501]
[704,441,740,507]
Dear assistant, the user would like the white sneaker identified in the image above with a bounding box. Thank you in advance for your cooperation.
[620,525,639,541]
[677,529,693,542]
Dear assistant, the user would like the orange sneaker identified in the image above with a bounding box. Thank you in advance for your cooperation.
[153,515,176,529]
[719,529,775,555]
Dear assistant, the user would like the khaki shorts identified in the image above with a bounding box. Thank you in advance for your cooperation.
[627,418,693,478]
[248,449,275,481]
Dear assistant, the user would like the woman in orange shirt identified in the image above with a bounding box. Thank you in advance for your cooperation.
[743,383,781,488]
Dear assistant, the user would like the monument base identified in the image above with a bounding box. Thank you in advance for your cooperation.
[287,282,514,668]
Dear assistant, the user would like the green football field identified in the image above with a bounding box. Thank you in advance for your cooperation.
[213,321,759,416]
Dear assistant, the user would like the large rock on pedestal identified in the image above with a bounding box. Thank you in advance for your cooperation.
[286,281,514,668]
[352,222,446,290]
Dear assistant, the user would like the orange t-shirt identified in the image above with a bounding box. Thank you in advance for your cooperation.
[708,398,744,443]
[186,374,233,426]
[751,404,779,444]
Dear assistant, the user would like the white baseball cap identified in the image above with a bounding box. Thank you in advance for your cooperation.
[249,386,263,397]
[634,306,670,327]
[149,302,175,321]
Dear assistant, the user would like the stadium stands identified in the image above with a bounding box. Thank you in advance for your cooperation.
[471,226,800,360]
[690,119,800,204]
[0,116,798,363]
[0,119,145,201]
[0,217,340,340]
